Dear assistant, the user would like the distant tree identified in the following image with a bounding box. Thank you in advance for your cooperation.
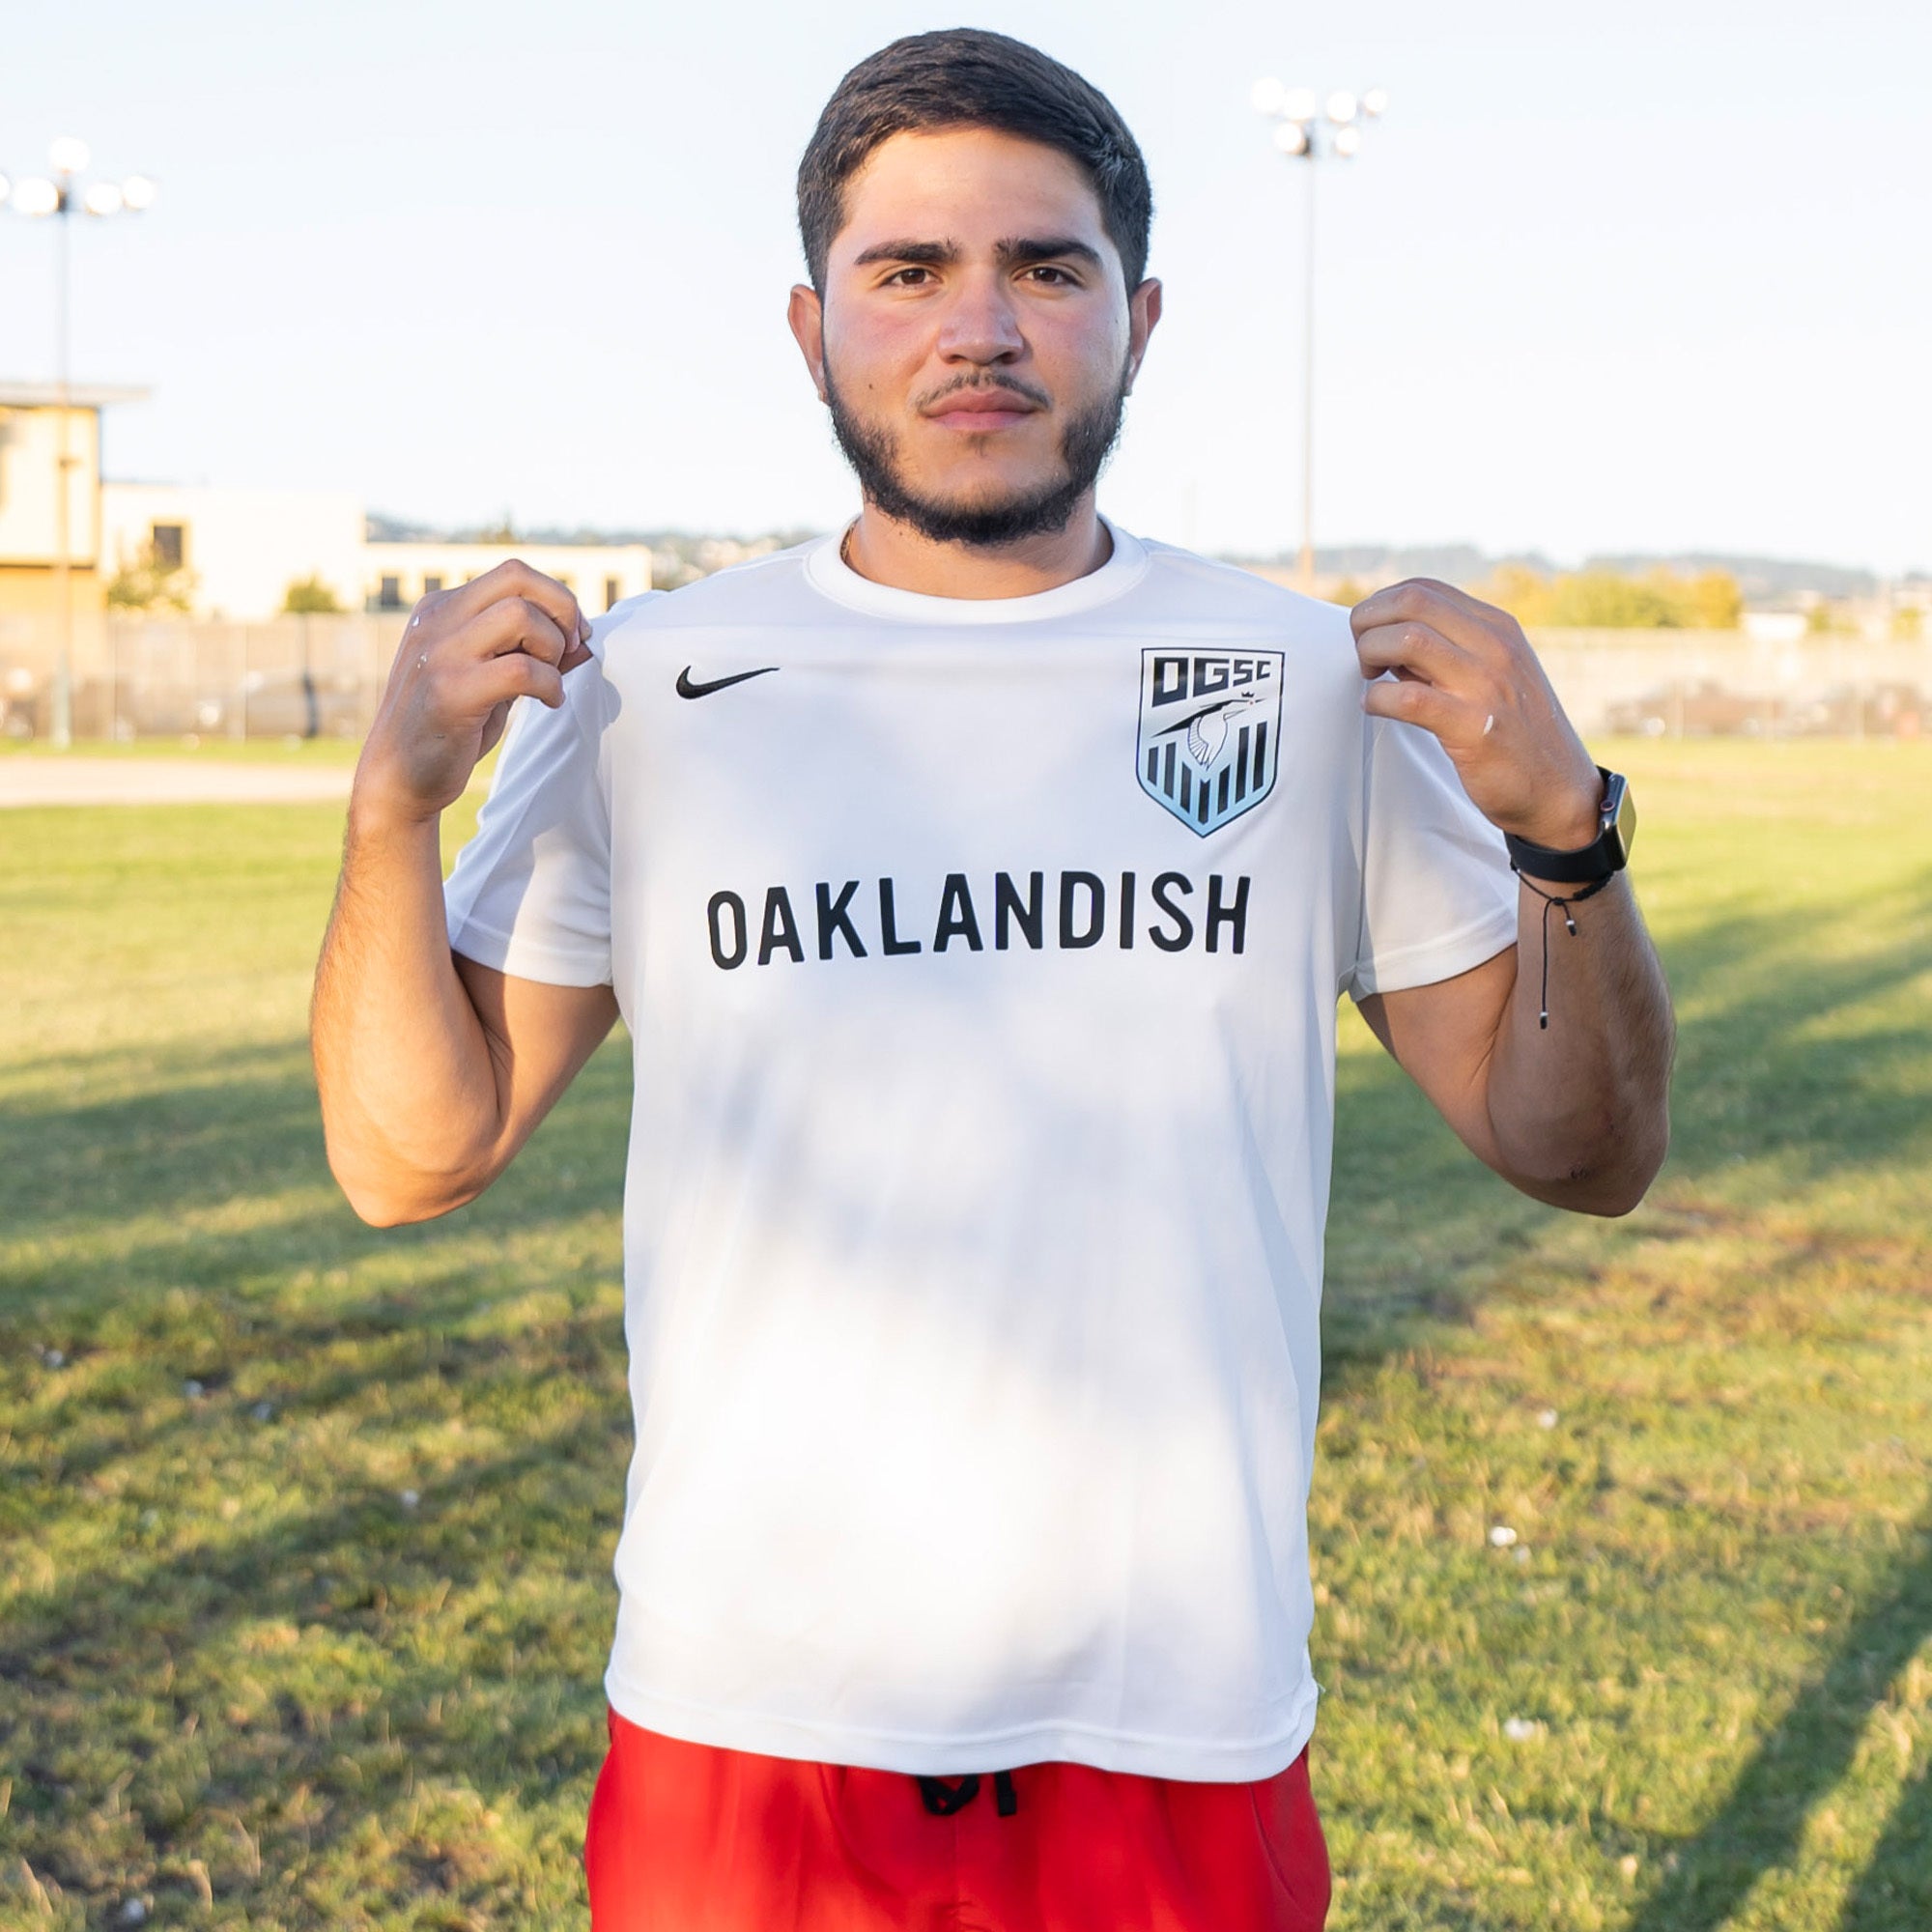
[1806,601,1840,634]
[1893,605,1925,642]
[1681,568,1744,629]
[1329,575,1366,607]
[283,575,345,614]
[1473,562,1557,627]
[1547,568,1682,628]
[1473,563,1739,630]
[105,543,196,614]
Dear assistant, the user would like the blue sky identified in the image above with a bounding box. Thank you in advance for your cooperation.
[3,0,1926,573]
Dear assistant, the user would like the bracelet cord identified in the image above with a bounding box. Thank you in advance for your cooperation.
[1511,867,1612,1029]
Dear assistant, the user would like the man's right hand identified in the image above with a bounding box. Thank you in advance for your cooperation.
[352,559,594,826]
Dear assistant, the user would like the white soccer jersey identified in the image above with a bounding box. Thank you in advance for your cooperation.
[442,520,1518,1780]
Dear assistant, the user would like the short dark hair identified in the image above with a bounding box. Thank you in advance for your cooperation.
[796,29,1152,297]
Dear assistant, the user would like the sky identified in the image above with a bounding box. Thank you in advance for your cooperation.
[3,0,1928,575]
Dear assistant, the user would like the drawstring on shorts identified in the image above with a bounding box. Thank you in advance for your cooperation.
[916,1770,1020,1817]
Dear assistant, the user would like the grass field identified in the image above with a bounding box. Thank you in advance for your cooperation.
[3,739,1929,1930]
[0,739,367,764]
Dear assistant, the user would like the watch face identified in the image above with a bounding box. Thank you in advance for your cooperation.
[1603,769,1635,865]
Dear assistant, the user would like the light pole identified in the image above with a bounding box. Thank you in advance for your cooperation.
[2,141,156,747]
[1250,80,1386,595]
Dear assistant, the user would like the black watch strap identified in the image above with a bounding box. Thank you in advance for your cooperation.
[1503,767,1633,885]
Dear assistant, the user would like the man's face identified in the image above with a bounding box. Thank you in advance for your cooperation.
[788,127,1162,547]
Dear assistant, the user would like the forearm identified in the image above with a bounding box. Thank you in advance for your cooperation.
[1484,869,1675,1212]
[311,807,507,1224]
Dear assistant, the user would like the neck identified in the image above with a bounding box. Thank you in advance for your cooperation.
[841,497,1112,600]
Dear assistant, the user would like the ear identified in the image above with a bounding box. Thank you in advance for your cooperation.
[1123,277,1163,395]
[787,283,829,403]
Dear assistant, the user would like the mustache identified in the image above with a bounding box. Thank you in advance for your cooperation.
[914,374,1053,412]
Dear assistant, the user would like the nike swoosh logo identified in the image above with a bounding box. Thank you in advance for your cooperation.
[676,665,779,699]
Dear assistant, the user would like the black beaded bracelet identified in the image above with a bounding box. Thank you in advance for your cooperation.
[1511,865,1613,1030]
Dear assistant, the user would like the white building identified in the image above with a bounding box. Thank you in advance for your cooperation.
[100,483,366,620]
[364,539,655,617]
[90,484,653,619]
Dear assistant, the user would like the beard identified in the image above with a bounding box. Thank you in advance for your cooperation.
[823,359,1132,549]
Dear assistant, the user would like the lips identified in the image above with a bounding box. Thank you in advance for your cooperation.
[923,387,1042,430]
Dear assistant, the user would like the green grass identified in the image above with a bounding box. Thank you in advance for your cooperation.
[0,738,367,765]
[2,739,1929,1929]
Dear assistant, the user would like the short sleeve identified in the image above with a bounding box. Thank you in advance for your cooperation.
[442,649,615,987]
[1345,712,1519,1000]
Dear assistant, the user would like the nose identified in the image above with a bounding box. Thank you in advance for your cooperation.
[934,268,1025,366]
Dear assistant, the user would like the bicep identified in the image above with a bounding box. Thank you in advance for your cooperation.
[453,952,619,1177]
[1352,943,1516,1172]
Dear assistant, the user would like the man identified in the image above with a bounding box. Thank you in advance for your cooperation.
[312,28,1673,1932]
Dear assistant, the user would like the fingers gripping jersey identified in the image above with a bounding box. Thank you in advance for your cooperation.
[443,522,1517,1779]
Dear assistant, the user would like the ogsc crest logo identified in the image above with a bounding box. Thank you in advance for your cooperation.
[1137,649,1285,836]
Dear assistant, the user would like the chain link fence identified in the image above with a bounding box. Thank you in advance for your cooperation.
[0,611,407,743]
[0,610,1925,744]
[1531,629,1929,741]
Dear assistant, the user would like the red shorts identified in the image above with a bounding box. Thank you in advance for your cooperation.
[584,1705,1330,1932]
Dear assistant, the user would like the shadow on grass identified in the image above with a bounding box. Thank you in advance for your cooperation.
[1649,864,1932,1168]
[3,856,1929,1920]
[0,1031,633,1265]
[1321,861,1932,1364]
[7,861,1927,1353]
[0,1421,625,1904]
[1839,1724,1932,1931]
[1625,1508,1932,1932]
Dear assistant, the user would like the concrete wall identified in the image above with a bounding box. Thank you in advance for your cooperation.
[2,612,1924,745]
[1528,629,1932,737]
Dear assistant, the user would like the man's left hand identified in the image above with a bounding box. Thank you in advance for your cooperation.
[1350,578,1603,852]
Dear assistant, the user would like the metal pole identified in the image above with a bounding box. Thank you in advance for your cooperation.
[300,611,319,738]
[51,193,74,749]
[1298,154,1318,596]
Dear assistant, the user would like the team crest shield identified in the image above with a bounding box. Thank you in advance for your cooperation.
[1136,648,1285,836]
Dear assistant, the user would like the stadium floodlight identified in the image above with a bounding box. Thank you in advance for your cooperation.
[12,176,60,217]
[1251,80,1389,593]
[2,136,156,749]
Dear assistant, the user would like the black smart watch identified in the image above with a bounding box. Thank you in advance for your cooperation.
[1503,767,1635,885]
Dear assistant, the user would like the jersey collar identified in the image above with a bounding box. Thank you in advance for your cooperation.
[805,514,1149,625]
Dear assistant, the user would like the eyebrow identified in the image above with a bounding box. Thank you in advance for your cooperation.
[849,235,1105,272]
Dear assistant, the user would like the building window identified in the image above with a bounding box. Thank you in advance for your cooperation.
[151,523,185,571]
[605,576,620,611]
[423,575,443,594]
[379,576,403,609]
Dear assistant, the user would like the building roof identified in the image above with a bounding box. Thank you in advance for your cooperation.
[0,381,151,409]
